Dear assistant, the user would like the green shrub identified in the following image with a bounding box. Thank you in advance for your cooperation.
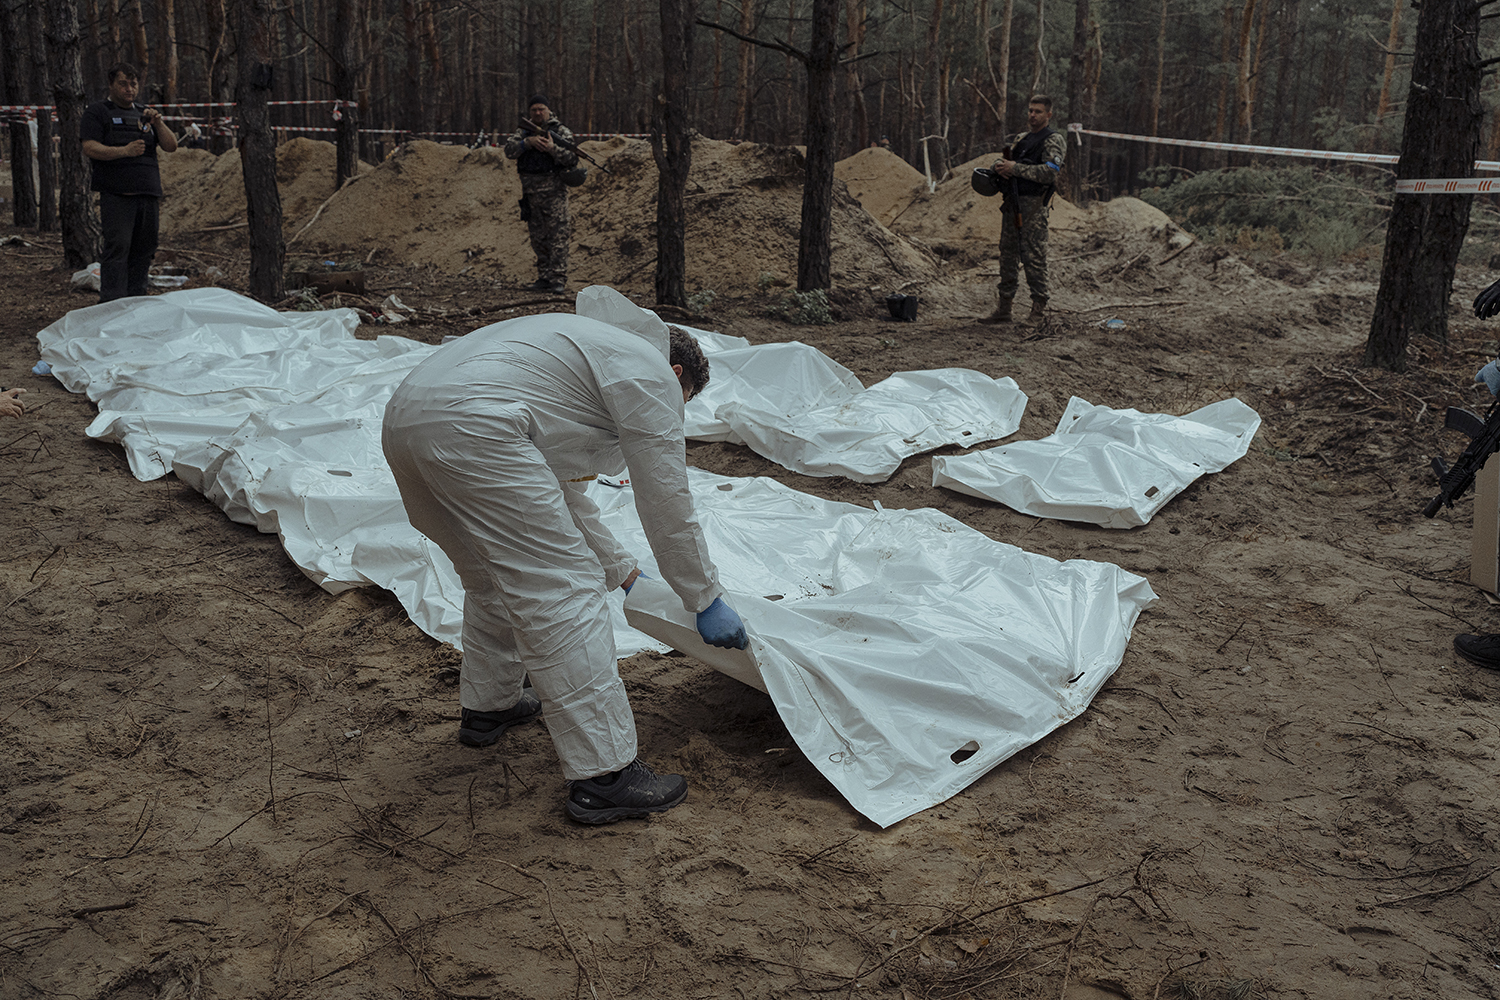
[1139,165,1386,259]
[686,288,717,318]
[767,288,833,325]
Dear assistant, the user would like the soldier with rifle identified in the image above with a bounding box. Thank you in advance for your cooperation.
[505,96,581,295]
[1440,278,1500,670]
[979,95,1066,326]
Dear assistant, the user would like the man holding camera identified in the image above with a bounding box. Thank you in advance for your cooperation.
[504,96,580,295]
[980,95,1066,325]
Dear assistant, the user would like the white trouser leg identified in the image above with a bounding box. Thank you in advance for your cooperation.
[383,402,638,779]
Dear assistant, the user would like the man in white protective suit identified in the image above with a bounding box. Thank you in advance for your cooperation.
[381,289,750,825]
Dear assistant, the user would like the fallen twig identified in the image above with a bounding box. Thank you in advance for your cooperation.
[0,674,76,726]
[1376,867,1498,907]
[1068,299,1189,314]
[71,900,137,918]
[497,862,598,999]
[274,891,366,979]
[288,174,362,246]
[2,646,40,675]
[1157,238,1197,266]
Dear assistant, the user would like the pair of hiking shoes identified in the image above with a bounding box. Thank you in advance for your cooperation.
[458,694,687,825]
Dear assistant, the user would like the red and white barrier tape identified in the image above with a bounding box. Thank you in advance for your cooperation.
[1394,177,1500,194]
[1067,123,1500,175]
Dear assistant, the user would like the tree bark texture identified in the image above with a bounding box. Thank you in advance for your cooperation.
[652,0,693,308]
[28,0,60,231]
[47,0,100,268]
[797,0,837,291]
[331,0,360,185]
[995,0,1012,128]
[922,0,947,178]
[1234,0,1260,141]
[1065,0,1088,205]
[236,0,285,303]
[1364,0,1483,369]
[1,0,39,227]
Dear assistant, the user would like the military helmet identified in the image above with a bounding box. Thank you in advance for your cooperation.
[562,167,587,187]
[970,167,1001,198]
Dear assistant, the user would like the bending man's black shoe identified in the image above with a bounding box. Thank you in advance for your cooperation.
[1453,633,1500,670]
[566,759,688,824]
[458,692,542,747]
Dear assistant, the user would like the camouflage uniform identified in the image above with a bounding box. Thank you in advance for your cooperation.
[504,116,580,285]
[996,126,1067,306]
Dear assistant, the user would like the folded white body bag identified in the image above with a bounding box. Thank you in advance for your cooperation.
[37,289,1156,826]
[614,474,1157,827]
[931,396,1262,528]
[685,341,1028,483]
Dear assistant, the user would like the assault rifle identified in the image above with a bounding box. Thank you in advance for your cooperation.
[1423,403,1500,517]
[1000,144,1023,228]
[517,117,611,175]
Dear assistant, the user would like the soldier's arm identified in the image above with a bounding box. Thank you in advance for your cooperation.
[551,124,580,168]
[503,129,528,160]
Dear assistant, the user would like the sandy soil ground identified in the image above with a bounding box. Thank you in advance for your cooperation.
[2,140,1500,1000]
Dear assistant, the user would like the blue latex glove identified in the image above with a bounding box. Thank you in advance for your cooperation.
[622,570,649,593]
[1478,360,1500,397]
[696,597,748,650]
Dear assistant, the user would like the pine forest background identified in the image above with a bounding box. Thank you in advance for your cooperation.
[2,0,1488,201]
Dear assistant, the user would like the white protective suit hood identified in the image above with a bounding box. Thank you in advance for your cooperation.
[575,286,671,362]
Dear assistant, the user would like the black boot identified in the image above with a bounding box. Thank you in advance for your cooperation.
[566,759,688,824]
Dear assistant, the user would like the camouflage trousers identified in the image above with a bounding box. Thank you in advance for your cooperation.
[996,195,1051,304]
[520,174,571,283]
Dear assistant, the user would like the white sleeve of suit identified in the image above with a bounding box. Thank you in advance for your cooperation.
[600,375,723,614]
[561,477,636,591]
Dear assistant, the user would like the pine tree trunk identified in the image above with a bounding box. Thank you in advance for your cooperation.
[421,0,446,131]
[732,0,753,139]
[401,0,421,137]
[1065,0,1088,204]
[1029,0,1043,97]
[333,0,360,185]
[160,0,178,102]
[236,0,285,303]
[797,0,837,291]
[1,0,39,226]
[127,0,149,81]
[1213,2,1232,145]
[653,0,693,307]
[995,0,1012,126]
[1364,0,1483,369]
[845,0,868,151]
[205,0,227,114]
[28,1,59,231]
[1234,0,1259,141]
[1149,0,1166,164]
[1375,0,1403,125]
[1268,0,1298,147]
[923,0,947,177]
[46,0,99,268]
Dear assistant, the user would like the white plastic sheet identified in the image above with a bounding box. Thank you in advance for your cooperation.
[931,396,1262,528]
[37,289,1157,825]
[614,474,1156,827]
[684,343,1028,482]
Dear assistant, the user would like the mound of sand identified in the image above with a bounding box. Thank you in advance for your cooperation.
[884,152,1088,246]
[158,137,370,237]
[294,136,939,296]
[834,146,925,228]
